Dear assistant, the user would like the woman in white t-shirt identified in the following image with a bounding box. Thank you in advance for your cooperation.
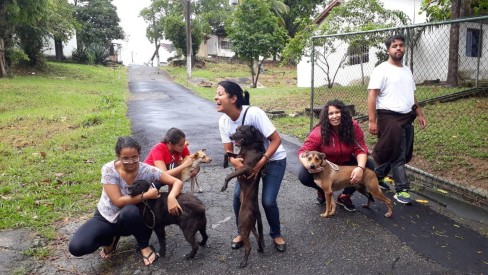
[215,81,287,252]
[68,136,183,266]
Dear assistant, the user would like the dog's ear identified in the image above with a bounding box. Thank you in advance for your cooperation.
[249,125,256,133]
[301,152,309,158]
[318,152,326,160]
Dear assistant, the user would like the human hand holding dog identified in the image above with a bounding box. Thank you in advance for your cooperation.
[167,196,183,216]
[349,167,364,184]
[181,156,194,168]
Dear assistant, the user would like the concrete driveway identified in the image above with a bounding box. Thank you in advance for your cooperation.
[2,65,486,275]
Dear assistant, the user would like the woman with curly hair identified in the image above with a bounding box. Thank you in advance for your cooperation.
[297,99,388,211]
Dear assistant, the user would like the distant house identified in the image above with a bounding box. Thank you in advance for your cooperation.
[197,32,235,59]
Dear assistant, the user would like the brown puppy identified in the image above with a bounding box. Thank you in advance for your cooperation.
[301,151,393,218]
[221,125,265,268]
[129,180,208,259]
[180,149,212,194]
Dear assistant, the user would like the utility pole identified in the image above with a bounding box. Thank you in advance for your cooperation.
[184,0,192,79]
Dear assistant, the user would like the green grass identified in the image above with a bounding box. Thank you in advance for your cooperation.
[0,62,130,238]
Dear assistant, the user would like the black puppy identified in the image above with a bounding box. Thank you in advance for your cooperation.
[221,125,265,268]
[129,180,208,259]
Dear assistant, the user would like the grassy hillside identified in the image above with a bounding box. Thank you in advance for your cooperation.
[0,62,130,240]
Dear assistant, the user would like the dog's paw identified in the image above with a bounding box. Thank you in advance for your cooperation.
[198,189,203,193]
[384,212,393,218]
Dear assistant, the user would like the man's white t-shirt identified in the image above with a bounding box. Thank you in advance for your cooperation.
[368,61,416,114]
[218,106,286,161]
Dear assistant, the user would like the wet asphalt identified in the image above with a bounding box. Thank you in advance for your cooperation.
[1,65,487,274]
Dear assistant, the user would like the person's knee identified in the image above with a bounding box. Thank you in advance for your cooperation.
[68,238,86,257]
[298,166,313,186]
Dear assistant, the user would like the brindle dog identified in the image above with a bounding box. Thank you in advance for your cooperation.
[221,125,265,268]
[129,180,208,259]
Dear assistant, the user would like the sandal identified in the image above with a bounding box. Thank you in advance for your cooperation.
[99,235,120,260]
[141,245,160,266]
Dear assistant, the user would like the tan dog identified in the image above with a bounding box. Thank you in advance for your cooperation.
[180,149,212,194]
[301,151,393,218]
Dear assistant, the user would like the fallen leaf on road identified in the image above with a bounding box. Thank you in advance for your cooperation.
[415,199,429,204]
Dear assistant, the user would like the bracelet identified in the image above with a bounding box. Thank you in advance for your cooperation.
[357,166,365,171]
[140,192,144,201]
[262,154,269,161]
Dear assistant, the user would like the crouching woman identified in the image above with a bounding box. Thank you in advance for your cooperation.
[68,136,183,266]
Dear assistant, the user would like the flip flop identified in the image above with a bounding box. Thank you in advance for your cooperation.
[141,245,160,266]
[99,235,120,260]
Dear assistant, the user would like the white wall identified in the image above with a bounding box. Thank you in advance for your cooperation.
[43,36,78,58]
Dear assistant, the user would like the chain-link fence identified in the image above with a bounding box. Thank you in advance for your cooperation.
[309,16,488,206]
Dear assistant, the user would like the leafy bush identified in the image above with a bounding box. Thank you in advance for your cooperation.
[71,47,93,64]
[87,44,109,65]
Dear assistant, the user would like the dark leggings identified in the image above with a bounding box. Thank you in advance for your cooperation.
[298,158,376,196]
[68,205,152,257]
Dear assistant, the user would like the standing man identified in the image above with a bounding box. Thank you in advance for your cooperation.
[367,34,427,204]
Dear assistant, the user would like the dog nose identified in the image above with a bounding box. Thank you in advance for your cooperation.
[310,165,316,169]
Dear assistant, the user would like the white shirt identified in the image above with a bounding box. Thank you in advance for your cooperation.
[368,61,416,114]
[218,106,287,161]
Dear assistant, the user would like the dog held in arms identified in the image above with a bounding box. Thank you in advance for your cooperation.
[301,151,393,218]
[221,125,265,268]
[129,179,208,259]
[180,149,212,194]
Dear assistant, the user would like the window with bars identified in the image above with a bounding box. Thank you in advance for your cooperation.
[220,40,232,50]
[466,28,482,57]
[347,44,369,65]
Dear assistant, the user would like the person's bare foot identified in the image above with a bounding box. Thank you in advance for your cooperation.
[141,246,160,266]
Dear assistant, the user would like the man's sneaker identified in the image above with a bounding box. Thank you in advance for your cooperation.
[316,190,325,205]
[394,191,413,204]
[336,194,356,212]
[377,177,391,190]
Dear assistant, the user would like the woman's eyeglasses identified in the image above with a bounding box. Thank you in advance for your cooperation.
[120,156,140,164]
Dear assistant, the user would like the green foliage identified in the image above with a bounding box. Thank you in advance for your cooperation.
[420,0,488,21]
[71,48,93,64]
[87,44,110,65]
[163,15,203,58]
[73,0,124,48]
[0,0,77,74]
[226,0,289,85]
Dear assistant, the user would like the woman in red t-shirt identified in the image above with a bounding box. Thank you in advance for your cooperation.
[144,128,195,187]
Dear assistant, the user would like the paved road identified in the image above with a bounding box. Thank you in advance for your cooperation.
[2,65,486,274]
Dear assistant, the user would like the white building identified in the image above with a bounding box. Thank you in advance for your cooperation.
[297,0,435,87]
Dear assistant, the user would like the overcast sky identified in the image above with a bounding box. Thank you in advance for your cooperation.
[112,0,155,65]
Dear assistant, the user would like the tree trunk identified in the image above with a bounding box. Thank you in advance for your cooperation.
[54,38,64,60]
[0,38,8,78]
[446,0,461,87]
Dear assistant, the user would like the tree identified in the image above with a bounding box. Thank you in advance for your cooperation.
[141,0,204,60]
[282,0,322,39]
[0,0,76,77]
[73,0,124,49]
[421,0,488,87]
[226,0,289,88]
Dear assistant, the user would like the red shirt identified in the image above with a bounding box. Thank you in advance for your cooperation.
[297,120,368,165]
[144,143,190,168]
